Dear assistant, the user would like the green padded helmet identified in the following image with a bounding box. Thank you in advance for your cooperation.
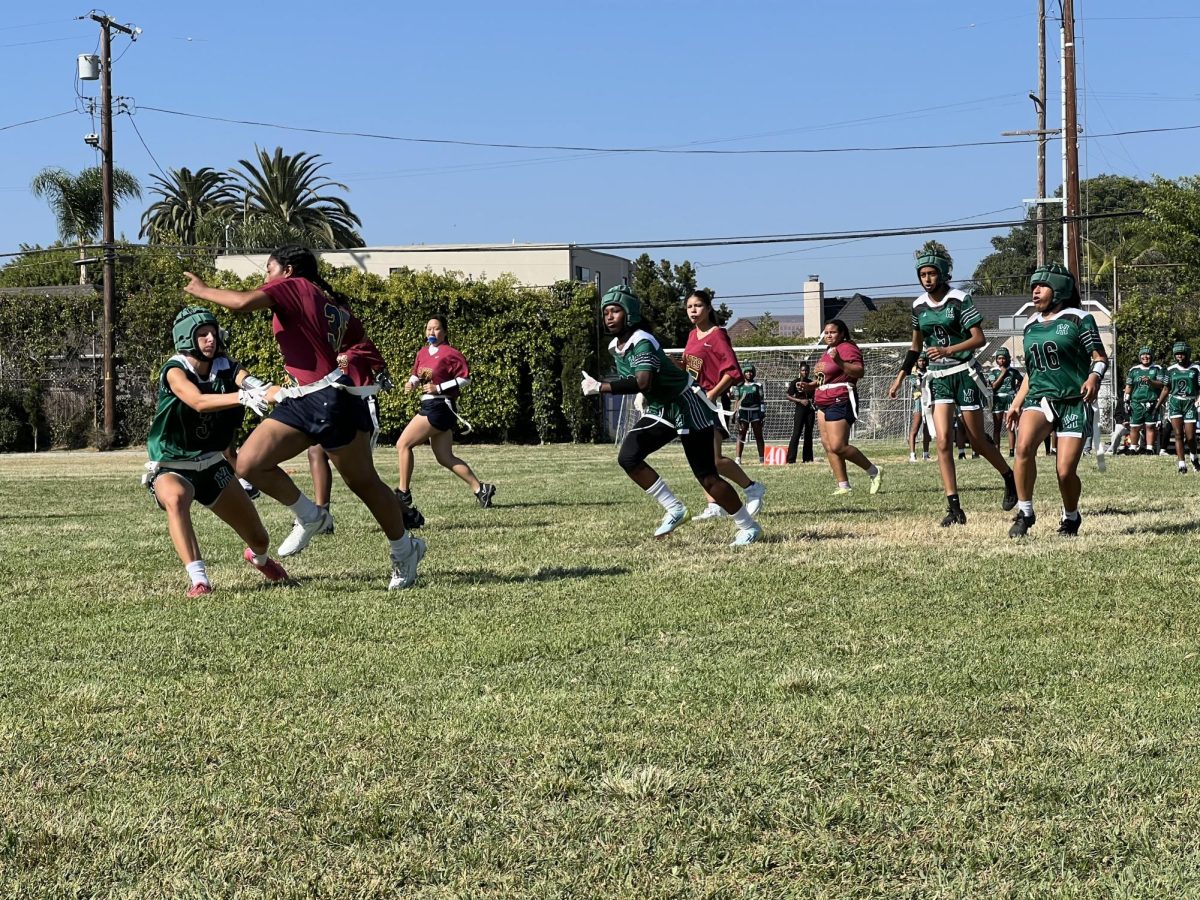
[917,351,929,363]
[915,250,952,285]
[1173,341,1191,356]
[995,348,1010,362]
[601,285,641,327]
[1029,263,1076,304]
[172,306,222,358]
[1138,347,1152,358]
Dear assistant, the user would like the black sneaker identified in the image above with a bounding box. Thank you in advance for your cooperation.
[476,483,496,508]
[1056,514,1081,536]
[940,507,967,527]
[957,451,967,460]
[1008,511,1036,538]
[1002,474,1018,512]
[1192,457,1200,472]
[395,487,414,506]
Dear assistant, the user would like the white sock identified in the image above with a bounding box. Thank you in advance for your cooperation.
[249,550,268,566]
[645,478,681,512]
[186,560,208,587]
[1063,508,1080,521]
[1018,500,1034,516]
[287,494,321,523]
[838,481,851,489]
[389,535,414,556]
[732,506,756,530]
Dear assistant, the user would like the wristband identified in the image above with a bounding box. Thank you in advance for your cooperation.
[607,376,640,395]
[900,349,920,375]
[241,374,268,390]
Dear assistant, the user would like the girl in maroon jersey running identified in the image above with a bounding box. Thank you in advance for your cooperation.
[394,315,496,525]
[182,245,425,590]
[682,290,765,519]
[802,318,883,495]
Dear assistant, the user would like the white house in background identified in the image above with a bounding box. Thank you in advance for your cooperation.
[216,244,633,293]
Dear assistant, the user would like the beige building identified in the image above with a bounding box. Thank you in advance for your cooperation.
[217,244,633,292]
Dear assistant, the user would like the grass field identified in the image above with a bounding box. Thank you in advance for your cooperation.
[3,442,1200,897]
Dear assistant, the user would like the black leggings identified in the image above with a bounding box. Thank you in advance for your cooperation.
[618,418,718,480]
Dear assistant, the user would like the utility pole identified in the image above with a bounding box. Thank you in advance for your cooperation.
[1061,0,1082,278]
[89,12,136,444]
[1000,0,1059,267]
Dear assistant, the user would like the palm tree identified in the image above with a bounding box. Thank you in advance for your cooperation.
[30,166,141,284]
[229,146,364,249]
[139,166,237,246]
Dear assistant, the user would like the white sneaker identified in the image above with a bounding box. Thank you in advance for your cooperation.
[909,452,917,462]
[278,508,334,557]
[734,457,742,466]
[654,505,690,538]
[694,503,727,520]
[744,481,766,517]
[730,524,762,547]
[388,535,427,590]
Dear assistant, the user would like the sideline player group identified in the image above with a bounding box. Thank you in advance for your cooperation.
[144,244,1198,595]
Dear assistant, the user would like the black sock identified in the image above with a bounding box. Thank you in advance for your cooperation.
[947,494,961,510]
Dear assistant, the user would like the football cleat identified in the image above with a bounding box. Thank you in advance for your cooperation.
[244,547,289,583]
[1056,514,1082,536]
[278,508,334,558]
[1001,474,1018,512]
[940,507,967,528]
[388,535,427,590]
[730,524,762,547]
[1008,511,1036,538]
[869,466,884,495]
[186,582,213,598]
[315,509,335,536]
[475,483,497,508]
[832,485,853,495]
[909,452,917,462]
[744,481,767,516]
[654,505,690,538]
[694,503,727,521]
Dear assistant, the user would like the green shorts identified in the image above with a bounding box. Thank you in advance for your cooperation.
[1023,396,1093,438]
[1129,398,1159,426]
[150,459,237,509]
[994,393,1015,413]
[645,386,719,435]
[1166,397,1198,422]
[928,369,983,411]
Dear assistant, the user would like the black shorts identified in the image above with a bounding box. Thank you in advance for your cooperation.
[419,397,458,433]
[151,459,236,508]
[819,400,856,425]
[270,384,374,450]
[737,408,764,425]
[617,417,718,480]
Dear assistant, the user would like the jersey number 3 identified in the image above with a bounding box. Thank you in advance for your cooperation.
[324,303,350,353]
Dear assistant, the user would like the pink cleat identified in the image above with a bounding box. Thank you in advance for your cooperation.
[244,547,289,583]
[186,582,213,598]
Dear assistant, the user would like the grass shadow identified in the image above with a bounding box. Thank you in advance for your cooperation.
[496,500,624,510]
[438,565,631,586]
[1121,520,1200,536]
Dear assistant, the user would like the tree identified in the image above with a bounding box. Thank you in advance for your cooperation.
[30,166,141,284]
[140,167,237,246]
[970,175,1153,294]
[860,300,912,341]
[229,147,364,249]
[630,254,705,346]
[740,312,781,346]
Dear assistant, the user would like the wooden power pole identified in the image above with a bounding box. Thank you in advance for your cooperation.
[1061,0,1082,277]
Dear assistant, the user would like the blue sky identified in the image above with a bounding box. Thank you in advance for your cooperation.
[2,1,1198,321]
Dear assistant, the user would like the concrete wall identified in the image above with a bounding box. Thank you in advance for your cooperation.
[217,245,633,292]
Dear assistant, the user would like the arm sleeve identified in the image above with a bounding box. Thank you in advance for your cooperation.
[629,341,661,375]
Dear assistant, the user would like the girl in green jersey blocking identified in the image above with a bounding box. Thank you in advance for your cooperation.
[146,308,289,596]
[1005,265,1108,538]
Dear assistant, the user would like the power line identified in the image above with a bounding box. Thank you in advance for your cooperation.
[125,114,168,179]
[0,110,76,132]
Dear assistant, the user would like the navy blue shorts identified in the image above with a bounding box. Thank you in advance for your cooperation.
[419,398,458,432]
[819,400,856,425]
[737,408,764,425]
[270,384,374,450]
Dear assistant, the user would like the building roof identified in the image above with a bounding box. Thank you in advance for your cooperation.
[726,314,806,339]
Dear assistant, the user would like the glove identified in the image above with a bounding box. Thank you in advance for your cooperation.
[238,386,269,417]
[376,371,395,392]
[581,371,602,396]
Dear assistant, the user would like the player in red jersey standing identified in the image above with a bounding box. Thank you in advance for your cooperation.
[182,245,425,590]
[682,290,766,520]
[394,315,496,526]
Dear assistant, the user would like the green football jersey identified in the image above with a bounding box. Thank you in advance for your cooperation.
[146,355,244,462]
[735,381,764,409]
[911,289,983,366]
[1021,308,1104,401]
[991,366,1023,400]
[608,329,691,405]
[1165,364,1200,400]
[1126,364,1163,401]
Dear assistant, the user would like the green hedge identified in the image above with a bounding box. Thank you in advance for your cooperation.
[0,249,605,447]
